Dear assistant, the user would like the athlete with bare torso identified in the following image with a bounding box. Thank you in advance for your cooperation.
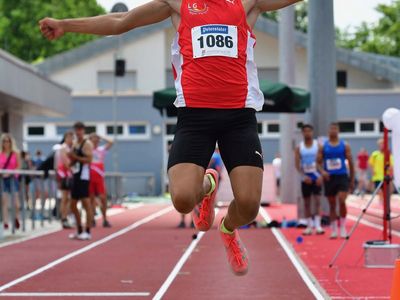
[40,0,302,275]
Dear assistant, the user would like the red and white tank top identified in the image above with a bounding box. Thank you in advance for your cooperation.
[90,145,107,177]
[171,0,264,110]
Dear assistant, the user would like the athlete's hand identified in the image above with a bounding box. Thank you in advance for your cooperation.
[303,176,312,185]
[322,171,330,181]
[39,18,65,40]
[316,177,323,187]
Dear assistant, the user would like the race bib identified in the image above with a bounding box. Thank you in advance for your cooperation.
[303,162,317,174]
[80,165,90,181]
[192,24,238,59]
[326,158,342,171]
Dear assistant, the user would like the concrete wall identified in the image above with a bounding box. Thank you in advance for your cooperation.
[52,31,166,94]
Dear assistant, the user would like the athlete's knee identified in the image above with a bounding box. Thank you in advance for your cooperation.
[170,188,201,214]
[235,196,260,221]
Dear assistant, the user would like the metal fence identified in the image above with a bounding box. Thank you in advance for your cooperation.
[0,170,156,239]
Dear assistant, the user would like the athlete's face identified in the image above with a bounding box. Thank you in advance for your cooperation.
[328,124,339,139]
[65,134,74,147]
[302,127,313,140]
[90,136,99,147]
[75,128,85,140]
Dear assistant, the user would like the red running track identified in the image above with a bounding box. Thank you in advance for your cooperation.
[0,203,321,300]
[266,203,398,299]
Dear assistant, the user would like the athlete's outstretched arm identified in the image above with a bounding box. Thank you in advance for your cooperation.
[256,0,303,13]
[39,0,171,40]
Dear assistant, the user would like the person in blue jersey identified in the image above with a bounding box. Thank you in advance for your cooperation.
[317,123,355,239]
[295,124,324,236]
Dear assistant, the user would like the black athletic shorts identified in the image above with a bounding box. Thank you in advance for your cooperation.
[324,174,349,197]
[58,177,72,191]
[301,181,322,198]
[168,108,264,174]
[71,175,89,200]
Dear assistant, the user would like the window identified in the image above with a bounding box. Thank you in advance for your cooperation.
[129,125,147,135]
[337,70,347,88]
[85,126,97,134]
[257,123,263,134]
[338,121,355,133]
[97,71,137,92]
[166,124,177,135]
[27,126,44,136]
[267,123,280,133]
[106,125,124,135]
[297,122,304,129]
[359,122,375,133]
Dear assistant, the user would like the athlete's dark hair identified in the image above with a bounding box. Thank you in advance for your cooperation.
[330,122,339,127]
[301,124,314,131]
[73,121,85,130]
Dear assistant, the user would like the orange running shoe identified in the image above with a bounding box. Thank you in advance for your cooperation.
[192,169,219,231]
[220,220,249,276]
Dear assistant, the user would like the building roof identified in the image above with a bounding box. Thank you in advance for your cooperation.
[35,18,400,83]
[0,49,71,116]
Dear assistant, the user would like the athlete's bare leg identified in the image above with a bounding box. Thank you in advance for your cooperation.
[70,199,82,228]
[98,193,108,221]
[223,166,263,231]
[60,190,70,220]
[338,191,348,218]
[168,163,211,214]
[303,196,312,218]
[327,196,337,222]
[81,198,93,230]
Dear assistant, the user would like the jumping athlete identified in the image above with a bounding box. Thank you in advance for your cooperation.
[295,124,324,235]
[89,133,113,228]
[68,122,94,240]
[40,0,302,274]
[317,123,355,239]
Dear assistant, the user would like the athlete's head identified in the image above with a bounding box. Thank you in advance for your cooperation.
[328,122,340,139]
[301,124,314,140]
[73,121,86,140]
[63,131,74,147]
[89,133,100,147]
[377,138,384,152]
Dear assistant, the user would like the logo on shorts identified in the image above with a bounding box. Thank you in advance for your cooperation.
[188,2,208,14]
[226,0,235,4]
[255,151,263,160]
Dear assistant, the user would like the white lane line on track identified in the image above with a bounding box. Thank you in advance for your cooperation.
[0,292,150,297]
[0,205,174,293]
[0,203,144,249]
[152,208,219,300]
[259,208,327,300]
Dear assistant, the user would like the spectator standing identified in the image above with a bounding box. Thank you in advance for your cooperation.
[369,139,394,205]
[295,125,324,235]
[318,123,355,239]
[68,122,93,240]
[0,133,21,230]
[356,148,369,196]
[20,151,33,209]
[56,131,74,229]
[272,153,281,198]
[89,133,113,228]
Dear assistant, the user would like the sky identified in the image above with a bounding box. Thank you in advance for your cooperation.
[97,0,393,31]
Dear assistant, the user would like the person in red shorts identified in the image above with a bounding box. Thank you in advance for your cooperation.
[89,133,113,228]
[40,0,302,275]
[356,147,369,196]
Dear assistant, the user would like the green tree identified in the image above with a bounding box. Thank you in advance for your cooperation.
[263,1,308,33]
[337,1,400,57]
[0,0,105,62]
